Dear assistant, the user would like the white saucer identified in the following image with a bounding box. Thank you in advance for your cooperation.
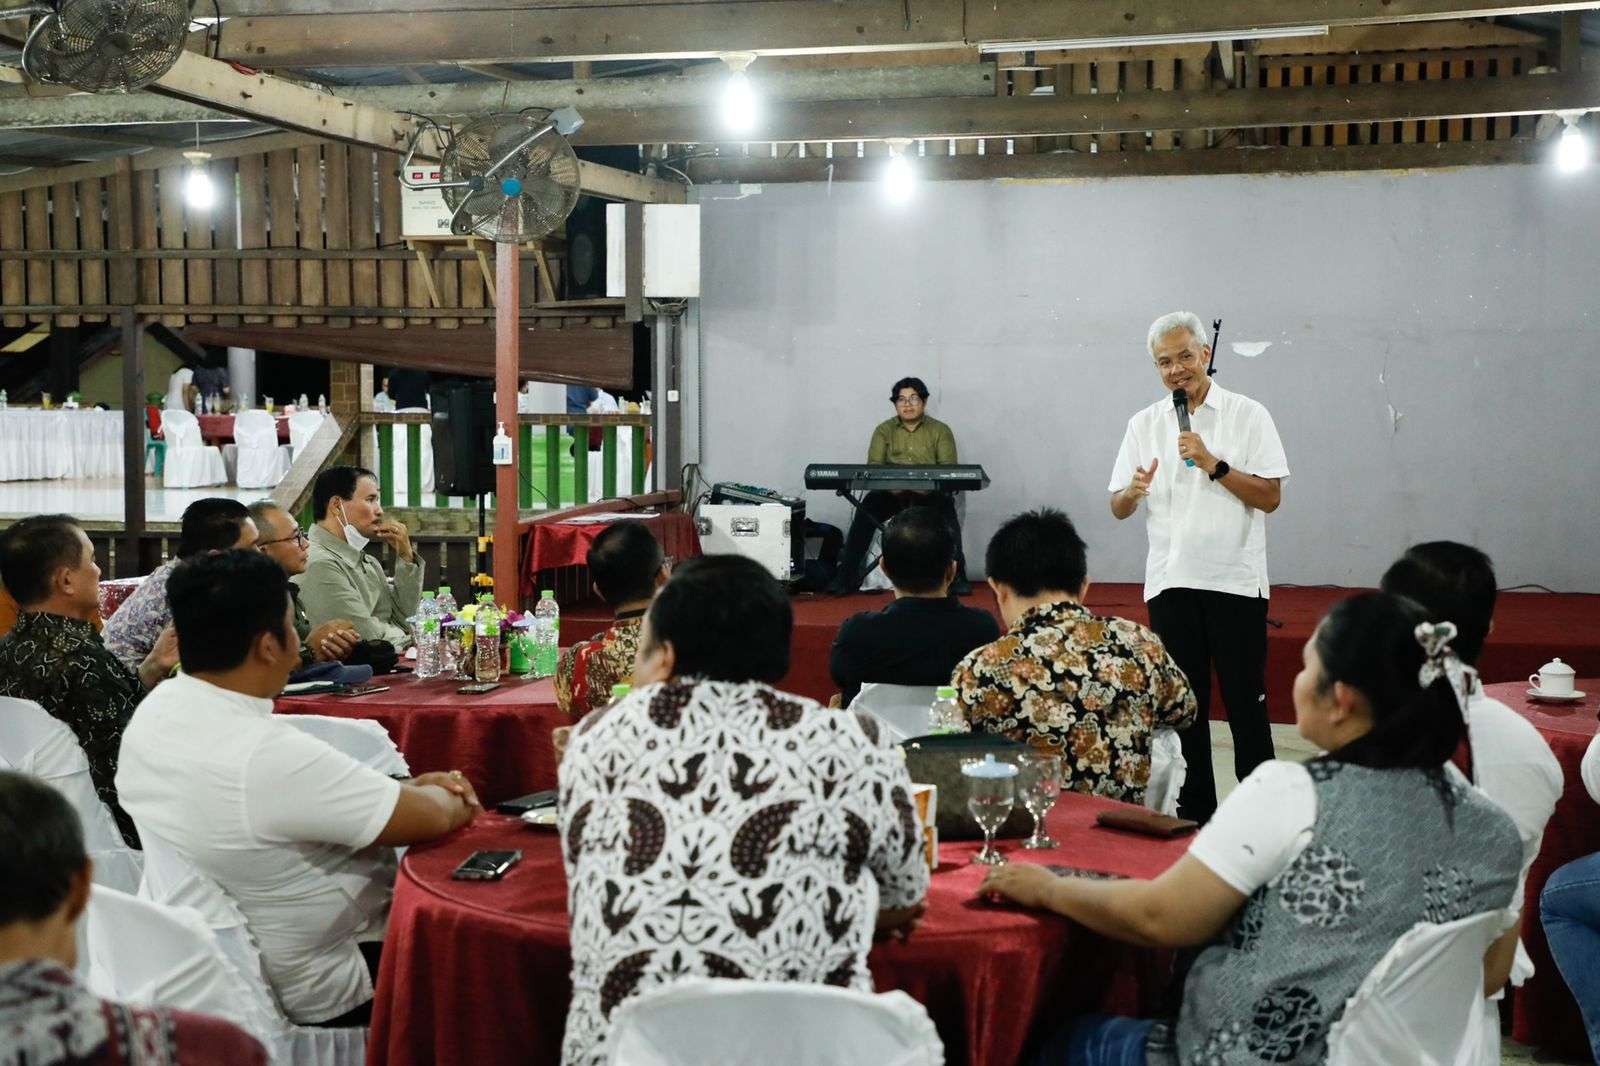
[1527,689,1586,703]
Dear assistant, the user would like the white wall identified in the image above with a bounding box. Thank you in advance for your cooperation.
[694,165,1600,592]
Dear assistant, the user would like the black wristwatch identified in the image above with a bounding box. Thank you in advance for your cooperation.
[1209,460,1231,482]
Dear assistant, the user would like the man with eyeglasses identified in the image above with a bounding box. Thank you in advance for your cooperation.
[1108,312,1290,824]
[248,500,361,668]
[829,376,971,595]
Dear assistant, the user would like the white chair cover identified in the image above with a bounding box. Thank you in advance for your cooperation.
[0,696,142,894]
[848,684,939,744]
[584,427,650,503]
[1326,909,1508,1066]
[1144,729,1186,816]
[137,834,367,1066]
[289,410,330,458]
[279,715,409,777]
[234,409,293,489]
[159,408,229,489]
[84,885,272,1048]
[606,978,943,1066]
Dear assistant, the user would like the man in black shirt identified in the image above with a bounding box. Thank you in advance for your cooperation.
[829,506,1000,707]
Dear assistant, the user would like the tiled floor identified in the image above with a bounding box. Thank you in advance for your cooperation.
[0,476,258,524]
[1209,721,1588,1066]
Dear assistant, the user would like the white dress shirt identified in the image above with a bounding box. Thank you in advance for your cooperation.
[117,673,401,1024]
[1109,381,1290,601]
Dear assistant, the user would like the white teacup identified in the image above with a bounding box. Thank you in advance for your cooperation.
[1530,657,1577,697]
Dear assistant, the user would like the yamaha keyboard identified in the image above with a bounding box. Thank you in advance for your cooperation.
[804,463,991,493]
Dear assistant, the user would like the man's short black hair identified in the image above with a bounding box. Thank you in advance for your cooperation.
[880,506,955,595]
[177,498,253,558]
[168,549,295,673]
[0,771,87,925]
[646,555,791,682]
[587,522,664,608]
[985,508,1088,598]
[0,514,86,608]
[890,377,929,402]
[1379,541,1498,665]
[312,465,378,522]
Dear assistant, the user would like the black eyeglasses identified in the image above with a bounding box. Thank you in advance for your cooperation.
[257,529,309,548]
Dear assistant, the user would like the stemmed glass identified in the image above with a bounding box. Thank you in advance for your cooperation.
[962,755,1018,866]
[1017,753,1063,849]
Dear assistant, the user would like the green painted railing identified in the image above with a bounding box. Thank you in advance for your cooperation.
[363,412,650,511]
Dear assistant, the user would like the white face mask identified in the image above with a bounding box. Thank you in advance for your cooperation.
[336,501,371,552]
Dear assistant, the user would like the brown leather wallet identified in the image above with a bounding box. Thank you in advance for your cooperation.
[1095,808,1199,838]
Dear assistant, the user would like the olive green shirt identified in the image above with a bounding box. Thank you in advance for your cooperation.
[867,416,958,466]
[294,523,424,651]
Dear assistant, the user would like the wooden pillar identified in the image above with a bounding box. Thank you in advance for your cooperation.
[493,240,520,611]
[120,308,147,577]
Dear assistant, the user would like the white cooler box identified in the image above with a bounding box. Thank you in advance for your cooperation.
[696,504,794,581]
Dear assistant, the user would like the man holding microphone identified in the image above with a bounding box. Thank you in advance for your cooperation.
[1109,312,1289,823]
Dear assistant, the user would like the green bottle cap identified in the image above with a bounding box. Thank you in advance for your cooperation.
[422,590,436,599]
[541,589,555,600]
[439,585,451,595]
[936,686,956,699]
[611,683,632,699]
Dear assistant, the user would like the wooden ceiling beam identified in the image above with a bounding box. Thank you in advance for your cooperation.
[0,130,321,194]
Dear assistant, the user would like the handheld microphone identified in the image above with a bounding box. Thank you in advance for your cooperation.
[1173,388,1196,468]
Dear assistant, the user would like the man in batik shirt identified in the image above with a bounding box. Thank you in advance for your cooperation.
[954,509,1196,804]
[554,521,668,718]
[0,516,178,846]
[0,771,268,1066]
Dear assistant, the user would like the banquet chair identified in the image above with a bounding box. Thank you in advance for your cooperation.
[0,696,142,894]
[606,978,943,1066]
[1144,729,1187,816]
[137,833,368,1066]
[280,715,410,777]
[1325,909,1507,1066]
[849,683,939,744]
[234,409,294,489]
[159,408,229,489]
[84,885,273,1050]
[289,410,330,460]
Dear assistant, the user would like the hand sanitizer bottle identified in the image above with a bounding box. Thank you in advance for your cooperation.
[492,421,513,466]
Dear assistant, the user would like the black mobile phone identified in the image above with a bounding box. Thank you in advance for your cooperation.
[457,682,502,695]
[495,789,559,815]
[332,683,390,697]
[451,849,521,881]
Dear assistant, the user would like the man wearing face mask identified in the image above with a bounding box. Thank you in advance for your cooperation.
[295,465,423,651]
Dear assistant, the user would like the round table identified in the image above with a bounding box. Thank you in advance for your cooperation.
[1486,678,1599,1060]
[275,672,567,805]
[367,793,1190,1066]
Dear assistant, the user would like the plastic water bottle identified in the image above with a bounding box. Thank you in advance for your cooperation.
[411,591,443,679]
[317,393,328,413]
[436,585,458,616]
[0,390,8,409]
[929,686,968,734]
[474,599,502,683]
[532,590,560,678]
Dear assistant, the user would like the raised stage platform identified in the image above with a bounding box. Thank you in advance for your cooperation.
[566,584,1600,723]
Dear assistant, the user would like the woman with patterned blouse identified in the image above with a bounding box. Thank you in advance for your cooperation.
[979,593,1523,1066]
[953,509,1197,804]
[558,556,929,1066]
[554,521,667,718]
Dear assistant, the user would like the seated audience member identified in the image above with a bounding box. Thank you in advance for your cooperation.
[981,593,1524,1066]
[554,521,667,717]
[829,506,1000,707]
[0,515,178,847]
[248,501,361,669]
[1381,542,1562,992]
[559,555,929,1066]
[117,550,479,1027]
[102,498,258,670]
[953,509,1196,802]
[1540,733,1600,1059]
[0,771,268,1066]
[295,466,422,651]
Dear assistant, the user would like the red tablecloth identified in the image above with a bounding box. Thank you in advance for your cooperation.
[274,673,566,805]
[519,511,702,599]
[195,413,290,445]
[1490,679,1600,1059]
[368,793,1190,1066]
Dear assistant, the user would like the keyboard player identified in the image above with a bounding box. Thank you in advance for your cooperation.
[827,376,972,596]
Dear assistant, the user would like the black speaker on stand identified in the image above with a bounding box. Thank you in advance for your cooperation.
[430,380,496,498]
[564,147,643,300]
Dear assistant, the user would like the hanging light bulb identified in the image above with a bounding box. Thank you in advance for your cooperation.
[882,139,916,205]
[1556,112,1591,174]
[182,148,215,209]
[719,52,759,135]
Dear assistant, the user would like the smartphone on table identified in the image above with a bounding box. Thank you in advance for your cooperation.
[457,682,501,695]
[451,849,521,881]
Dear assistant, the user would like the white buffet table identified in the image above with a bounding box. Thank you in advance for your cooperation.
[0,409,124,481]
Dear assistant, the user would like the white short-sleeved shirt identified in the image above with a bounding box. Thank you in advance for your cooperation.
[1582,733,1600,806]
[116,673,401,1024]
[1109,382,1290,601]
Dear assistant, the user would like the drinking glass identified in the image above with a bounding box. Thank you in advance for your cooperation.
[1017,753,1063,849]
[962,755,1017,866]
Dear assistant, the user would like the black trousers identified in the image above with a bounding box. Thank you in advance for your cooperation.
[833,490,967,592]
[1146,587,1273,824]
